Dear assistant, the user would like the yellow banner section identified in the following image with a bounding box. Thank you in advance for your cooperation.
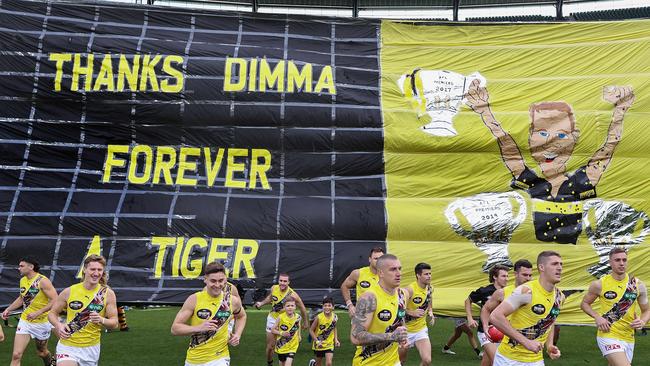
[381,19,650,324]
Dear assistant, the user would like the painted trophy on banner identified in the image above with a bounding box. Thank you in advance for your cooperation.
[397,70,486,137]
[582,199,650,278]
[445,192,527,272]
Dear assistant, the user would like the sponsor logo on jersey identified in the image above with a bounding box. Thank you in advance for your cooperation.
[216,310,231,318]
[196,308,212,319]
[69,301,84,311]
[319,324,326,330]
[623,292,637,301]
[280,324,289,331]
[88,303,104,312]
[413,296,423,304]
[20,287,26,294]
[272,296,278,301]
[604,291,618,300]
[531,304,546,315]
[360,281,371,289]
[378,309,392,321]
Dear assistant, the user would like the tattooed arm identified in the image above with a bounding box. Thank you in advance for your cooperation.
[350,292,406,346]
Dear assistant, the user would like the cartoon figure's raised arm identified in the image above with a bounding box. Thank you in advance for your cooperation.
[466,79,526,178]
[586,86,634,186]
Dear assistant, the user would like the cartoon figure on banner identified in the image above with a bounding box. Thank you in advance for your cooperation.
[397,70,486,137]
[582,199,650,278]
[465,80,636,245]
[445,191,526,272]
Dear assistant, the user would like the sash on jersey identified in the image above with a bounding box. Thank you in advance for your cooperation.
[359,290,406,360]
[508,288,561,347]
[275,316,301,349]
[190,286,232,348]
[316,315,338,343]
[21,276,43,309]
[405,285,431,323]
[603,275,638,324]
[272,289,293,313]
[67,286,107,335]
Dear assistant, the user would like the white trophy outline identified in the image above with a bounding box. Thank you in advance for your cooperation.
[398,69,486,137]
[445,191,527,272]
[582,199,650,278]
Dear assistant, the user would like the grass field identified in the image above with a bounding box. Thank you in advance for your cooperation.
[1,308,648,365]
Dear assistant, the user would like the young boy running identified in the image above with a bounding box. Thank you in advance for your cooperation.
[272,299,302,366]
[309,297,340,366]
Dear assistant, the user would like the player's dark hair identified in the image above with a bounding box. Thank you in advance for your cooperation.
[20,256,40,273]
[536,250,561,269]
[322,297,334,305]
[369,247,385,257]
[278,273,290,280]
[514,259,533,272]
[205,261,226,276]
[489,265,509,284]
[414,262,431,276]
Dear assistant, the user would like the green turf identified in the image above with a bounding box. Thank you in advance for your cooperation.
[1,308,648,365]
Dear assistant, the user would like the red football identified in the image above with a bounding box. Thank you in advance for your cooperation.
[487,325,504,342]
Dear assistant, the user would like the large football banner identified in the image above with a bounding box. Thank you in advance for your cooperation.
[1,0,650,324]
[0,0,385,304]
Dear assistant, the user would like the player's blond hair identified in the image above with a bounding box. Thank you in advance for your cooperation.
[82,254,108,286]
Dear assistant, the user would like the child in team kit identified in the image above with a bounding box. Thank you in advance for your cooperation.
[309,297,340,366]
[272,299,302,366]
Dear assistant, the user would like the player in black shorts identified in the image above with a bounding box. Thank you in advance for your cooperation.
[466,265,509,366]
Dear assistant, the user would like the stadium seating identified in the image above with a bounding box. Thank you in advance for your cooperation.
[466,15,556,22]
[571,7,650,21]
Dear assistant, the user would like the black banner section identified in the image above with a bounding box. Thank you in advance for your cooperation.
[0,0,385,305]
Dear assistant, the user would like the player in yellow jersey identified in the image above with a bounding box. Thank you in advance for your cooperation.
[580,247,650,366]
[399,262,434,366]
[308,297,340,366]
[171,261,247,366]
[48,255,118,366]
[254,273,308,366]
[480,259,533,365]
[271,299,302,366]
[2,257,58,366]
[351,254,408,366]
[490,251,564,366]
[341,247,385,317]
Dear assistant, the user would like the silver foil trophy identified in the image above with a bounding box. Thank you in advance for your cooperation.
[583,199,650,278]
[397,70,486,137]
[445,192,527,272]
